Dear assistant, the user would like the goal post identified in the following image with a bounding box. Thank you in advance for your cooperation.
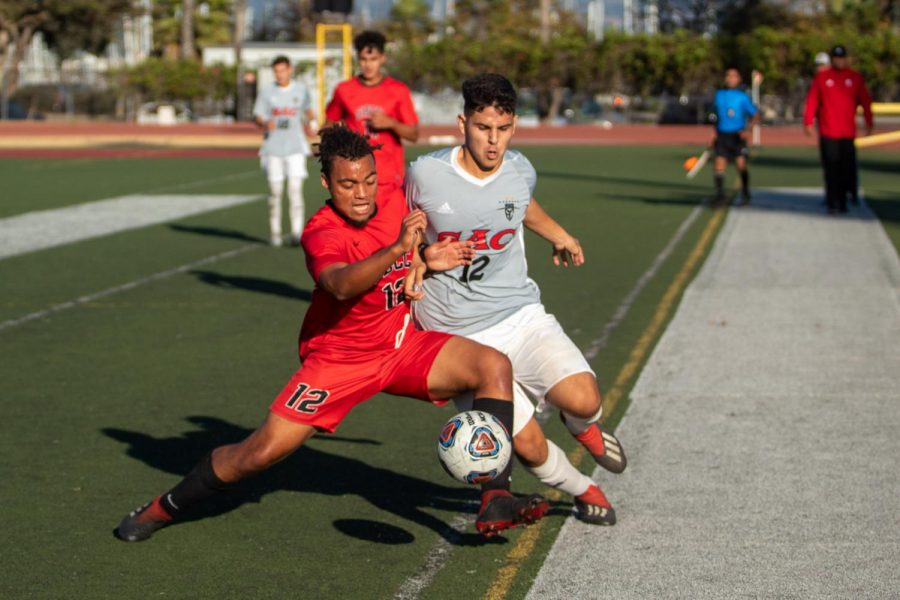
[315,23,353,123]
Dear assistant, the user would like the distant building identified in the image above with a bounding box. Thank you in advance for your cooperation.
[17,5,153,88]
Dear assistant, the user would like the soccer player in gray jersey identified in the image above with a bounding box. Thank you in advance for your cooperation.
[405,74,626,525]
[253,56,316,246]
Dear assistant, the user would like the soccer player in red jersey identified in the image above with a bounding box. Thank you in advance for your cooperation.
[323,30,418,192]
[803,45,874,214]
[115,127,548,543]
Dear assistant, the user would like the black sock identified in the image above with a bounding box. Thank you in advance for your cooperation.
[471,397,514,493]
[714,172,724,195]
[159,452,231,518]
[740,170,749,194]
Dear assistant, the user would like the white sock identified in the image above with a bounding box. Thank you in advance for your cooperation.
[526,440,592,497]
[561,405,603,436]
[287,177,304,238]
[268,179,285,239]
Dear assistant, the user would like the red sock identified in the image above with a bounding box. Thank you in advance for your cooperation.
[577,484,611,509]
[142,496,174,523]
[575,424,607,457]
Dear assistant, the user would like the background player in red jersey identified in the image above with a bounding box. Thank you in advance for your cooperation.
[115,127,548,543]
[803,45,874,214]
[323,30,418,192]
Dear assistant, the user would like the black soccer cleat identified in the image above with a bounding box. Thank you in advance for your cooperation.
[574,484,616,526]
[566,417,627,474]
[115,496,172,542]
[475,490,549,537]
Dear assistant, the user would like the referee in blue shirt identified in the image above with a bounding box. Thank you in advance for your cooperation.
[712,68,759,205]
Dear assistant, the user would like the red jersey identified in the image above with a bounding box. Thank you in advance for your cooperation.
[298,187,412,358]
[804,67,873,139]
[325,76,418,190]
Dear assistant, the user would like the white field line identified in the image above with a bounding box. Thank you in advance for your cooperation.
[394,202,706,598]
[583,204,703,361]
[392,513,477,600]
[0,243,259,333]
[0,194,262,260]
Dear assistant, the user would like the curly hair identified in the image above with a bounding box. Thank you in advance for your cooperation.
[318,126,377,179]
[353,30,386,54]
[462,73,517,116]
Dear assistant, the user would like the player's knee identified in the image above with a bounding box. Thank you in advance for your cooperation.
[241,439,293,474]
[549,373,601,419]
[477,349,513,395]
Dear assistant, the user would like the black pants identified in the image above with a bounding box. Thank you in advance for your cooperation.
[818,136,857,211]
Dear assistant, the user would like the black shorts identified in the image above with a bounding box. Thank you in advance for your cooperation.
[714,132,748,160]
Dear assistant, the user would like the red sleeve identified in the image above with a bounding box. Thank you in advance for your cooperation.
[303,227,348,282]
[325,85,344,123]
[803,75,820,127]
[394,84,418,126]
[858,74,873,129]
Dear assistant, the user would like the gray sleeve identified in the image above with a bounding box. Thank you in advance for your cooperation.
[300,85,311,113]
[509,152,537,196]
[404,163,420,211]
[252,88,268,120]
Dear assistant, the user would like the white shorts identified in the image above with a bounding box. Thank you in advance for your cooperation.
[262,153,308,182]
[452,303,594,436]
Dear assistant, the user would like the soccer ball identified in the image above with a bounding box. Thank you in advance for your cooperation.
[437,410,512,484]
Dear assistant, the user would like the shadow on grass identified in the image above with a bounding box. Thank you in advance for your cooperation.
[104,415,502,547]
[170,223,268,244]
[191,270,313,302]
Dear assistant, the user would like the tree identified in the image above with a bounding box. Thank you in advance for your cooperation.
[181,0,196,59]
[151,0,233,58]
[0,0,134,117]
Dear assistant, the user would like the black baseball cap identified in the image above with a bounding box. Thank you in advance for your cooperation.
[830,45,847,57]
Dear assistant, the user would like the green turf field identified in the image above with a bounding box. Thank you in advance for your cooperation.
[1,144,897,599]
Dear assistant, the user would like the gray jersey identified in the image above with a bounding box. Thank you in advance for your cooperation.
[253,81,311,157]
[406,146,541,336]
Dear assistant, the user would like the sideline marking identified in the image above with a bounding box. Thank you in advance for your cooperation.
[483,206,728,600]
[582,204,703,361]
[0,244,259,332]
[395,202,710,598]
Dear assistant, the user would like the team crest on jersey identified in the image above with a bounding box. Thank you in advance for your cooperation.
[499,196,517,221]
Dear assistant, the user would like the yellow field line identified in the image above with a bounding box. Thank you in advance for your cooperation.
[855,129,900,149]
[482,206,728,600]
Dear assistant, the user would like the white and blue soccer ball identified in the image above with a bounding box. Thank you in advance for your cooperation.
[437,410,512,484]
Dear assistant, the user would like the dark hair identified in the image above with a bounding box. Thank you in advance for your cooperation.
[462,74,517,115]
[271,55,291,67]
[353,30,386,54]
[318,126,377,179]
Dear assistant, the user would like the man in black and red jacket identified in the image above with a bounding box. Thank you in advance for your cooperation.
[803,45,874,214]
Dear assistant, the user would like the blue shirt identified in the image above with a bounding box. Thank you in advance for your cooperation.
[714,89,757,133]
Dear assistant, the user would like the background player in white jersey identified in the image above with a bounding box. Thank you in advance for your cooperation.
[405,74,627,525]
[253,55,315,246]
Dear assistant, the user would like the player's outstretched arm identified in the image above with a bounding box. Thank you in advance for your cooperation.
[369,112,419,142]
[423,238,476,271]
[319,210,426,300]
[523,199,585,267]
[404,239,475,301]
